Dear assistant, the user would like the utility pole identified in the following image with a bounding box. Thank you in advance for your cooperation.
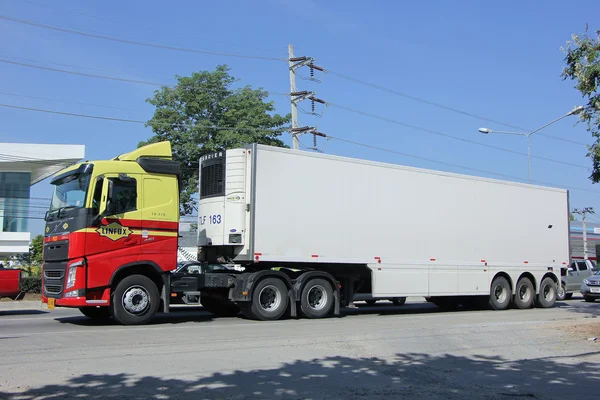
[288,44,299,150]
[573,207,594,260]
[287,44,326,150]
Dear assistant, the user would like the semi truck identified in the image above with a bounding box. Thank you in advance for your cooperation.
[41,142,569,325]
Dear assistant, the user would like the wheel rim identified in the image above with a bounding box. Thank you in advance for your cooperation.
[307,285,328,311]
[518,283,531,303]
[122,285,150,314]
[557,285,565,298]
[258,285,281,312]
[494,283,508,304]
[543,283,555,302]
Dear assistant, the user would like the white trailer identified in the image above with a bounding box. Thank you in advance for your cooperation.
[195,144,568,320]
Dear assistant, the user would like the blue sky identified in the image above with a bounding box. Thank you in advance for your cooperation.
[1,0,600,235]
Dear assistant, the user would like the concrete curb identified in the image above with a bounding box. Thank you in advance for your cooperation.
[0,301,48,311]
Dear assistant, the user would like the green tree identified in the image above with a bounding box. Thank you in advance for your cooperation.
[561,27,600,181]
[16,234,43,277]
[140,65,291,215]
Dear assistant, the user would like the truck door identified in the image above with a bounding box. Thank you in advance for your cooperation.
[565,262,580,292]
[86,173,142,289]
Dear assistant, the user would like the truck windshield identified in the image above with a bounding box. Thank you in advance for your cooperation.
[49,173,91,212]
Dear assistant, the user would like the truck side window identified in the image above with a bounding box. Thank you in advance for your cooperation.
[107,177,137,215]
[577,261,588,271]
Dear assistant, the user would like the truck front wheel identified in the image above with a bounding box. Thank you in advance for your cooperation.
[112,274,160,325]
[242,277,289,321]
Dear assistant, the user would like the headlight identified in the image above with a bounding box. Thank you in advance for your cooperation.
[583,279,590,285]
[66,260,84,289]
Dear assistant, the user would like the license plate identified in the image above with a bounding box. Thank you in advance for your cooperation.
[47,298,55,309]
[591,287,600,293]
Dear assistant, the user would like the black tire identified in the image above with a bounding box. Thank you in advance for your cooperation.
[514,277,534,309]
[300,278,334,318]
[556,283,566,301]
[246,277,289,321]
[565,293,573,300]
[201,292,240,317]
[111,274,160,325]
[79,306,111,321]
[534,277,557,308]
[392,297,406,306]
[584,296,596,303]
[489,276,511,310]
[365,299,377,306]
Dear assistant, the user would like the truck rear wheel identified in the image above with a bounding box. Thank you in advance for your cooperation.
[300,278,334,318]
[489,276,511,310]
[513,277,534,309]
[111,274,160,325]
[534,277,557,308]
[244,277,289,321]
[79,306,110,322]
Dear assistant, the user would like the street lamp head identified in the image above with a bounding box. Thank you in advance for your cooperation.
[569,105,585,115]
[478,127,491,134]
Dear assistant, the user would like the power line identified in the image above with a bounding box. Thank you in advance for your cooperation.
[0,56,588,170]
[0,15,287,62]
[325,70,588,146]
[327,101,591,170]
[14,0,281,57]
[2,102,597,194]
[0,59,164,86]
[0,91,147,112]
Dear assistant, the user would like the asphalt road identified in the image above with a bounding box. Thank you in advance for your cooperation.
[1,297,599,399]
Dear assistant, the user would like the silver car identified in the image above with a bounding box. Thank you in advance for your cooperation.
[580,270,600,302]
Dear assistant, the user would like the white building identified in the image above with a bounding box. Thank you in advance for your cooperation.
[0,142,85,258]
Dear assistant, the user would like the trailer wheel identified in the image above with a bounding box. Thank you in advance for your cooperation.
[111,274,160,325]
[534,277,557,308]
[79,306,111,322]
[246,277,289,321]
[392,297,406,306]
[489,276,511,310]
[300,278,334,318]
[514,277,534,309]
[365,300,377,306]
[557,283,566,301]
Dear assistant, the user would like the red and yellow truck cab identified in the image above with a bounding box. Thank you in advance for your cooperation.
[41,142,181,324]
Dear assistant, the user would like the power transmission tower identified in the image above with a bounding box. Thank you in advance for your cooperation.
[573,207,594,260]
[287,44,326,150]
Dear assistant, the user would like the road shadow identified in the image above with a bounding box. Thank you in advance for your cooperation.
[1,351,598,399]
[55,308,217,326]
[554,298,600,318]
[0,309,48,317]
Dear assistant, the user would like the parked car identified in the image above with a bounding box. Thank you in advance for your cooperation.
[557,259,598,300]
[580,270,600,302]
[0,267,22,300]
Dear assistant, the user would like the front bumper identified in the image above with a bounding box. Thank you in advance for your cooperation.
[42,288,110,308]
[580,284,600,298]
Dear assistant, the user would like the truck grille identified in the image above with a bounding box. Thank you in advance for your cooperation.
[44,270,64,279]
[43,262,67,298]
[45,285,63,295]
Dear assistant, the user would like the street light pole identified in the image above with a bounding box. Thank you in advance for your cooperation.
[478,105,584,183]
